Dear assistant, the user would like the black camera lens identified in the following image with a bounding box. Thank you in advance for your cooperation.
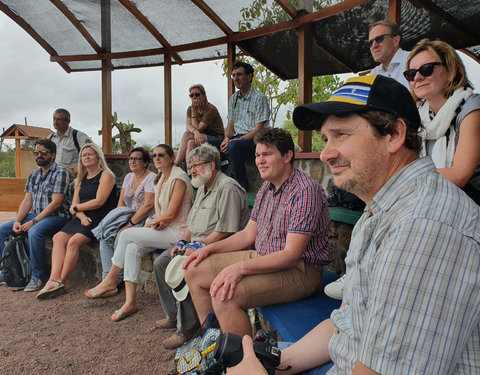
[214,333,244,367]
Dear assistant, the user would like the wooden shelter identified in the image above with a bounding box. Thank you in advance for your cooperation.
[1,124,52,177]
[1,0,479,152]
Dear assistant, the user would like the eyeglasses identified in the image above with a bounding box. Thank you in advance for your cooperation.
[33,150,51,156]
[187,161,210,172]
[128,157,143,162]
[152,152,166,159]
[403,62,443,82]
[230,72,245,79]
[189,92,202,98]
[367,34,396,48]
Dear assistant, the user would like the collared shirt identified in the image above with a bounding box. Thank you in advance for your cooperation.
[188,172,250,241]
[328,157,480,374]
[250,167,330,264]
[227,86,270,135]
[49,126,90,170]
[24,162,71,218]
[370,48,410,89]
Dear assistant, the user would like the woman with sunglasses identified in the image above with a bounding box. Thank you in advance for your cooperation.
[37,143,118,299]
[405,39,480,204]
[86,144,194,321]
[174,84,224,167]
[83,147,156,296]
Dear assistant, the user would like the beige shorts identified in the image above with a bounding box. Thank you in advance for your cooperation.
[209,250,323,308]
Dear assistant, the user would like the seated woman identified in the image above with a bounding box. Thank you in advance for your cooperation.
[405,39,480,204]
[86,147,156,293]
[86,144,194,322]
[174,84,224,167]
[36,143,117,299]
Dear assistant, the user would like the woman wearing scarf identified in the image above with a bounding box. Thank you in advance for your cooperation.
[404,39,480,205]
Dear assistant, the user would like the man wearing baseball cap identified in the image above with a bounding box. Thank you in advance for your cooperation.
[228,75,480,374]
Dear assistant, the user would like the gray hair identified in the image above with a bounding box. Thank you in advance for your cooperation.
[54,108,71,122]
[187,143,220,171]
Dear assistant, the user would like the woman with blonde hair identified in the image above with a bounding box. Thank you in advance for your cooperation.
[174,84,224,167]
[404,39,480,204]
[37,143,118,299]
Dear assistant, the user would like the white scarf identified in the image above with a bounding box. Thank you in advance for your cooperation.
[419,87,472,168]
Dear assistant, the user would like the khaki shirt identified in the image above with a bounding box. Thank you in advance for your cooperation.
[49,126,90,171]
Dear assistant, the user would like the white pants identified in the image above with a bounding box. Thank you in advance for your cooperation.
[111,226,180,283]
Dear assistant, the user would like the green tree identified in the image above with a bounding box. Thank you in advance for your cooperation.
[0,144,16,177]
[283,119,325,152]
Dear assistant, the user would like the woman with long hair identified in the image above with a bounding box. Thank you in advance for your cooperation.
[86,144,194,321]
[405,39,480,204]
[37,143,117,299]
[174,84,224,166]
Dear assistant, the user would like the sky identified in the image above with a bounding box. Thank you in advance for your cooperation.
[1,11,479,150]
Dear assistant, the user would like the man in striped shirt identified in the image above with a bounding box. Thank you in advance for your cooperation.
[184,128,330,338]
[229,76,480,374]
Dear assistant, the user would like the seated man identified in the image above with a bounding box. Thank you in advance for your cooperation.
[229,76,480,374]
[154,143,250,350]
[184,128,330,338]
[0,138,71,291]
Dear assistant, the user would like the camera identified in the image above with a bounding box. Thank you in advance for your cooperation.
[213,330,281,375]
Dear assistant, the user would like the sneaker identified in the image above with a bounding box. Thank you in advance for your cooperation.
[324,274,345,300]
[162,329,196,350]
[0,272,5,286]
[24,277,44,292]
[155,318,177,330]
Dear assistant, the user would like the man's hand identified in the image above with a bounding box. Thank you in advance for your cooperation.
[183,247,210,269]
[20,220,34,232]
[210,262,244,301]
[226,336,268,375]
[220,137,230,153]
[12,221,23,234]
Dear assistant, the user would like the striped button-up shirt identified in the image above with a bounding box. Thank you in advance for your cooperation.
[25,162,71,218]
[227,86,270,135]
[250,167,330,264]
[328,157,480,374]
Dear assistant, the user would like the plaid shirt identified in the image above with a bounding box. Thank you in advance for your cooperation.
[227,86,270,134]
[25,162,71,218]
[250,167,330,264]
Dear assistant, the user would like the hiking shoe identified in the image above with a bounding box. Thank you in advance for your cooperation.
[24,277,44,292]
[162,329,196,350]
[155,318,177,330]
[324,274,345,300]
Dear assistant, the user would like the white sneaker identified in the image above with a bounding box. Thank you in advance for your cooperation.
[324,274,345,300]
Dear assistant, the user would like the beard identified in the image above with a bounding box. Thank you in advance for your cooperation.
[36,157,51,167]
[191,167,212,188]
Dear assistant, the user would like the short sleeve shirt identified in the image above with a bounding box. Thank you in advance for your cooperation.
[122,171,156,215]
[227,87,270,135]
[25,162,71,218]
[250,167,330,264]
[187,103,224,136]
[49,126,91,170]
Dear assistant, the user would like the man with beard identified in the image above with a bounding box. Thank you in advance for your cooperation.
[0,138,71,291]
[153,143,249,349]
[228,76,480,374]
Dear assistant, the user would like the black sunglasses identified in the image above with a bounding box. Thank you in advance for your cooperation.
[367,33,396,48]
[189,93,201,98]
[403,62,443,82]
[152,152,166,158]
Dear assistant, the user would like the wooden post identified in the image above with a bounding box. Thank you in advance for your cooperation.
[101,0,112,154]
[227,42,235,100]
[15,138,21,177]
[388,0,401,24]
[164,53,172,146]
[297,14,313,152]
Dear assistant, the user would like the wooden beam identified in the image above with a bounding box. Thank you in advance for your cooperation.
[388,0,401,24]
[15,138,21,177]
[101,0,112,154]
[191,0,233,35]
[118,0,183,65]
[49,0,102,53]
[164,54,172,146]
[274,0,297,18]
[227,43,236,101]
[0,2,71,73]
[297,19,312,152]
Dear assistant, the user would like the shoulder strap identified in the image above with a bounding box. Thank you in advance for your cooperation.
[48,132,54,140]
[72,129,80,152]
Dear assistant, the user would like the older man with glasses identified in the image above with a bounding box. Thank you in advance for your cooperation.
[0,138,71,291]
[368,20,410,88]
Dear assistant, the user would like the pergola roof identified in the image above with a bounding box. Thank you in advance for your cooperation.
[1,0,479,78]
[1,124,52,140]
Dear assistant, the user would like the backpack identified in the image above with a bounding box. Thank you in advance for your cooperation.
[0,234,31,287]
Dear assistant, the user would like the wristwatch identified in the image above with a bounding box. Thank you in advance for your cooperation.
[73,205,79,212]
[32,218,39,225]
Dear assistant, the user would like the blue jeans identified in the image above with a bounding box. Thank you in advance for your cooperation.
[209,135,255,189]
[0,213,69,280]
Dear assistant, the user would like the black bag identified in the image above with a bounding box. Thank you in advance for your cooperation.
[327,185,366,211]
[0,234,31,287]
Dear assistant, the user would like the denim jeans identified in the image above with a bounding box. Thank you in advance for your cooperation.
[0,213,69,280]
[209,135,255,190]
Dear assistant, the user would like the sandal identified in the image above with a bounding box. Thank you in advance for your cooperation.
[36,279,65,300]
[111,308,138,322]
[84,287,119,299]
